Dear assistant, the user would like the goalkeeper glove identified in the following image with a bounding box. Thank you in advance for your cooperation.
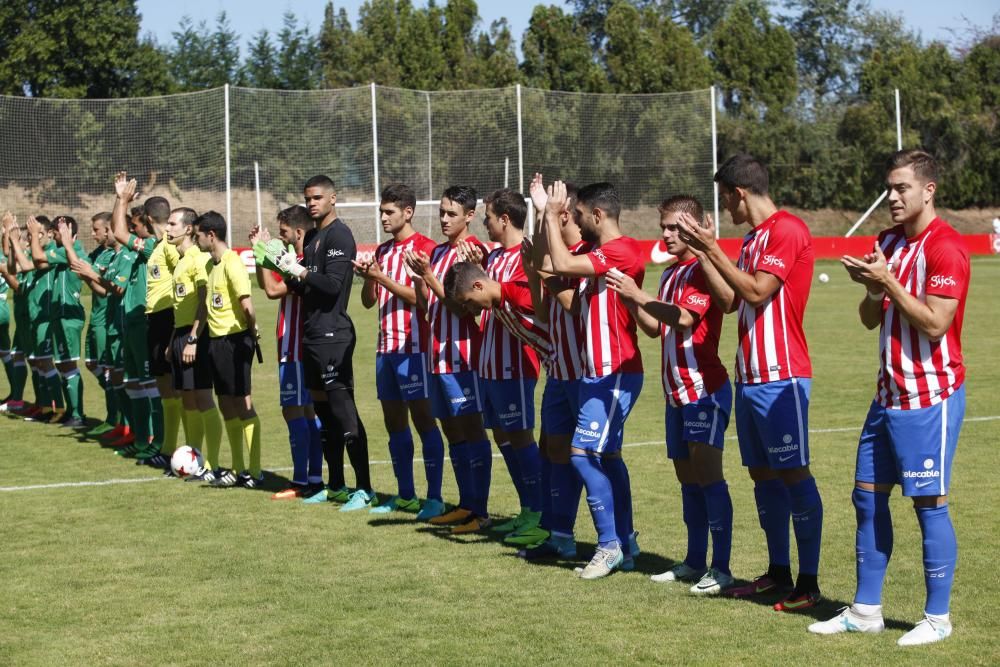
[276,248,307,279]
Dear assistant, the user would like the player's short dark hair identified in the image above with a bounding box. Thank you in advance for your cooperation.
[381,183,417,211]
[35,215,51,228]
[443,261,488,302]
[484,188,527,229]
[577,182,621,220]
[304,175,336,191]
[53,215,78,237]
[658,195,709,228]
[172,207,198,228]
[144,196,171,225]
[887,149,938,184]
[194,211,227,241]
[442,185,478,213]
[129,206,153,234]
[91,212,112,225]
[714,154,769,196]
[277,205,313,229]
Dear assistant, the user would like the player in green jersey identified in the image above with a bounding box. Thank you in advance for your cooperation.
[22,215,65,422]
[0,212,29,411]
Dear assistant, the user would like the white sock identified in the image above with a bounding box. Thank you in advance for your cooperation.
[925,611,950,623]
[852,602,882,617]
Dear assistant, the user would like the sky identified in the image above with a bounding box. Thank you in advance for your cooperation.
[136,0,998,54]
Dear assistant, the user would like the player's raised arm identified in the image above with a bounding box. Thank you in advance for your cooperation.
[677,212,778,309]
[544,181,595,277]
[110,172,138,246]
[26,216,49,269]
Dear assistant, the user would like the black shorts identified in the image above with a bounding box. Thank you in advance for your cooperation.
[147,308,175,376]
[209,330,255,397]
[303,339,356,392]
[170,327,213,391]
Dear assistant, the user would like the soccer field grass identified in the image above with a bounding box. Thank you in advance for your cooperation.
[1,258,998,665]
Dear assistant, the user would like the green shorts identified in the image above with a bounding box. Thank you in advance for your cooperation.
[32,319,54,359]
[53,318,84,363]
[123,317,150,380]
[86,325,108,365]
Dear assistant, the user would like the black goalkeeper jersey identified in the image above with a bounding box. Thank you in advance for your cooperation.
[290,218,356,344]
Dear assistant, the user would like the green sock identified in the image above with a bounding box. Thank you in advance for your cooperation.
[224,418,246,472]
[161,396,181,454]
[243,415,262,477]
[130,390,151,444]
[203,408,223,469]
[64,370,84,419]
[115,386,132,428]
[11,361,27,400]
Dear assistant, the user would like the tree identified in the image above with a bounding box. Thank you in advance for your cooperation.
[169,13,240,90]
[0,0,170,98]
[782,0,863,101]
[318,2,356,88]
[276,12,321,90]
[473,19,522,87]
[240,31,281,88]
[521,5,605,91]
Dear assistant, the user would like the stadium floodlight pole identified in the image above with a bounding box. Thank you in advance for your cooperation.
[224,83,232,243]
[516,84,524,195]
[371,82,381,244]
[710,85,720,238]
[254,161,262,233]
[846,88,904,238]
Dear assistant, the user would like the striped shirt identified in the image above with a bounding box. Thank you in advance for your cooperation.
[479,245,540,380]
[735,210,814,384]
[275,264,304,363]
[544,240,590,381]
[875,218,968,409]
[426,236,486,374]
[657,258,728,406]
[374,232,437,354]
[580,236,645,377]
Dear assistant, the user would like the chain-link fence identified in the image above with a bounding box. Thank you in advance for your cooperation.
[0,84,716,247]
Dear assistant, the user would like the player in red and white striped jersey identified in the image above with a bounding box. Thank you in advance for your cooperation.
[610,195,735,594]
[249,207,324,500]
[543,180,645,579]
[457,188,548,540]
[677,154,823,610]
[354,184,446,520]
[811,150,969,645]
[402,185,493,534]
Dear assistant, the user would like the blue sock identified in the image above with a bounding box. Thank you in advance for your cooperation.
[498,442,527,508]
[788,476,824,576]
[448,442,469,509]
[681,483,709,570]
[602,457,634,557]
[540,455,552,529]
[468,439,492,517]
[570,454,618,549]
[853,488,892,605]
[419,428,445,501]
[286,417,311,485]
[387,430,416,499]
[703,481,733,575]
[307,418,325,484]
[754,478,792,568]
[548,461,579,536]
[917,504,957,616]
[513,443,543,513]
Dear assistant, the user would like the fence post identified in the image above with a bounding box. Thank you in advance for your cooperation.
[224,84,232,243]
[710,85,719,239]
[426,91,433,201]
[371,82,381,244]
[516,84,524,195]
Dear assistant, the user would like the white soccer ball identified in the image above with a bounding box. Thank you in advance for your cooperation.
[818,272,830,283]
[170,446,204,478]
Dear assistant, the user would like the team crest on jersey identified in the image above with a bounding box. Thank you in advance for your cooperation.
[151,265,161,279]
[211,293,223,308]
[175,283,187,297]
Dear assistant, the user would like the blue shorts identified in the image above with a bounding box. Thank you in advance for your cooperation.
[429,371,483,419]
[278,361,311,407]
[572,373,643,454]
[665,380,733,458]
[375,352,430,402]
[541,378,581,436]
[735,378,811,469]
[481,378,536,432]
[855,385,964,497]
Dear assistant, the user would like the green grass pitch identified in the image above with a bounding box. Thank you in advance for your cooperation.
[1,258,998,665]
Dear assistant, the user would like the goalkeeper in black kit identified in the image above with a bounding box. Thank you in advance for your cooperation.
[273,175,375,510]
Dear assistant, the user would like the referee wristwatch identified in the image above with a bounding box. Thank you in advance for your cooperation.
[186,334,198,345]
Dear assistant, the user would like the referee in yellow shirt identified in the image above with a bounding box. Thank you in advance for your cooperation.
[194,211,263,488]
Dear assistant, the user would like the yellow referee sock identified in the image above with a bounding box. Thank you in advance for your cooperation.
[224,418,246,472]
[161,397,182,454]
[184,408,204,449]
[202,408,223,470]
[243,415,262,478]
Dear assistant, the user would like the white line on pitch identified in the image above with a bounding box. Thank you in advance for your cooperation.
[2,415,997,493]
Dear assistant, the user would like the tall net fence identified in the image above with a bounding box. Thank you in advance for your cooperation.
[0,84,715,247]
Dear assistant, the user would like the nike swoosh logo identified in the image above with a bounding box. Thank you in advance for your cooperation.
[915,481,935,488]
[688,429,706,435]
[649,241,675,264]
[778,454,795,462]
